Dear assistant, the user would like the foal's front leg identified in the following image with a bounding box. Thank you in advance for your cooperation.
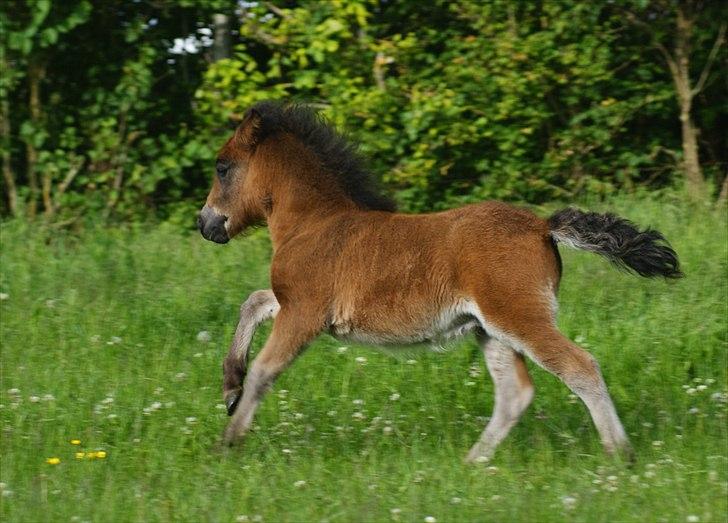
[223,309,317,445]
[223,290,280,415]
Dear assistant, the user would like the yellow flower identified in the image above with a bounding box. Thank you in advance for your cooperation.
[95,451,107,459]
[75,452,85,459]
[46,457,61,465]
[70,439,81,445]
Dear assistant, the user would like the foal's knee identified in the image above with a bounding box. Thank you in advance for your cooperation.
[240,290,270,315]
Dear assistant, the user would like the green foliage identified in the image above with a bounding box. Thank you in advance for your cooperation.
[1,195,726,521]
[194,1,725,211]
[1,0,224,220]
[0,1,726,219]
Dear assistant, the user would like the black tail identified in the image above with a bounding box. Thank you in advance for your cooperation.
[548,208,683,279]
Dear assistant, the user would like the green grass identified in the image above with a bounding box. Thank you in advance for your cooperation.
[1,195,726,523]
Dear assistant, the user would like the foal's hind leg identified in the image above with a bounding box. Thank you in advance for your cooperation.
[223,290,280,415]
[466,337,534,463]
[498,322,632,458]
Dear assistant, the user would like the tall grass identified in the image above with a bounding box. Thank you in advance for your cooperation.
[1,195,726,522]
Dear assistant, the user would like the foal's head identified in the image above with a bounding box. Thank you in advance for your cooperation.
[197,107,268,244]
[198,101,396,243]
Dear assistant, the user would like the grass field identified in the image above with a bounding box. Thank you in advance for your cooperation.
[1,195,726,522]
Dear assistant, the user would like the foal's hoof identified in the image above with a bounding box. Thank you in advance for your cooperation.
[224,389,242,416]
[222,426,247,448]
[465,442,494,464]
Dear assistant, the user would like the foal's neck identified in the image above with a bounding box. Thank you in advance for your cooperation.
[262,147,359,250]
[266,189,356,251]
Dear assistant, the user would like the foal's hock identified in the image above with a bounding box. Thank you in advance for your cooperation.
[197,101,682,461]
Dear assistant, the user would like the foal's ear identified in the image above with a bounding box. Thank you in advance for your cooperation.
[234,108,264,148]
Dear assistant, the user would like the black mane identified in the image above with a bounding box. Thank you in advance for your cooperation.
[247,101,397,212]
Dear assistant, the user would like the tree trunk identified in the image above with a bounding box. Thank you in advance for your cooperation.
[718,174,728,205]
[26,61,49,218]
[1,93,17,216]
[679,104,705,200]
[213,14,231,62]
[674,6,706,200]
[26,63,43,217]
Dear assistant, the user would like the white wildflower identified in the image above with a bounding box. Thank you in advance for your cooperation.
[355,356,367,365]
[28,396,40,403]
[389,393,400,401]
[196,331,212,343]
[561,496,577,510]
[293,480,306,488]
[424,517,437,523]
[337,346,348,354]
[0,293,8,300]
[686,516,699,522]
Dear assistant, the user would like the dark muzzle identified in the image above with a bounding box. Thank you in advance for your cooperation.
[198,206,230,244]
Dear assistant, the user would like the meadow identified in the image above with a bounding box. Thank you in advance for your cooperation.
[1,195,726,523]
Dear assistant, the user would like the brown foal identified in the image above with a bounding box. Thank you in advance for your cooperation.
[198,102,681,461]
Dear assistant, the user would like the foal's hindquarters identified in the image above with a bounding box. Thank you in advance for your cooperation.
[220,203,632,461]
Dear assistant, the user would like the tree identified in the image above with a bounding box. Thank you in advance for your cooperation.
[625,0,726,200]
[0,0,233,220]
[1,0,92,217]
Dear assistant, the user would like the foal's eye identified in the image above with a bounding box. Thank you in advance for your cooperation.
[216,161,230,179]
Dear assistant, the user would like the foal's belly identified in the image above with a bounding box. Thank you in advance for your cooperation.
[328,299,482,348]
